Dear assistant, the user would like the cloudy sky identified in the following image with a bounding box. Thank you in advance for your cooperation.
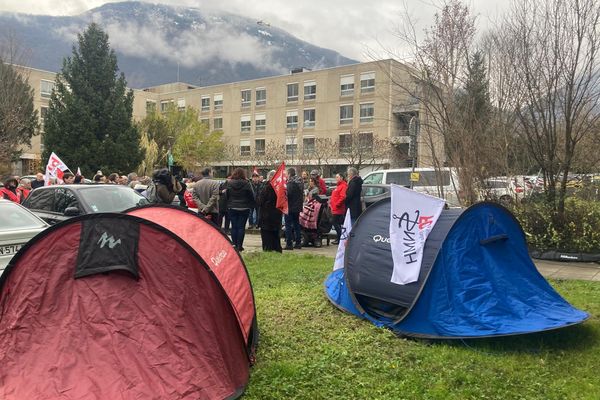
[0,0,512,60]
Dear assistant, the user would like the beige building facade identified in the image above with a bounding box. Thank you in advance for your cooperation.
[12,59,441,176]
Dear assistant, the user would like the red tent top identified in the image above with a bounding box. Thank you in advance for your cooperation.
[0,213,250,399]
[126,205,257,355]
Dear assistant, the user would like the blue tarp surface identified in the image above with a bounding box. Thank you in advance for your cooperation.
[325,203,589,338]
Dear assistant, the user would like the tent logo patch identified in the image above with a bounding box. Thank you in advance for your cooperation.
[97,232,122,249]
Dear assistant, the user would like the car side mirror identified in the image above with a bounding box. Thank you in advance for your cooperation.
[64,207,80,216]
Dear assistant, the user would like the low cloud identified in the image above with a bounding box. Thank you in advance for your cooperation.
[51,9,286,73]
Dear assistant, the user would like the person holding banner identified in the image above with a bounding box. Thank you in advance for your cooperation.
[258,169,283,252]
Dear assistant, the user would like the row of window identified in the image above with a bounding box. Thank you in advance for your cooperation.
[239,132,374,157]
[231,104,375,133]
[151,72,377,114]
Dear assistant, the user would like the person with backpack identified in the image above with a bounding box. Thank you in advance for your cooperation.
[146,168,182,204]
[284,167,304,250]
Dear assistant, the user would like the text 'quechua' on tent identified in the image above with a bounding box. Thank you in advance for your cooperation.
[0,210,257,399]
[325,199,589,338]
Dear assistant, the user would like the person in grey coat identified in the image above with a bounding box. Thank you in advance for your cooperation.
[192,168,220,222]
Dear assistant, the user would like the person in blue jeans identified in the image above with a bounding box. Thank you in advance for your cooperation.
[284,167,304,250]
[225,168,256,251]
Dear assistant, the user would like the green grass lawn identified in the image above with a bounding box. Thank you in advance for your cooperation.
[241,252,600,400]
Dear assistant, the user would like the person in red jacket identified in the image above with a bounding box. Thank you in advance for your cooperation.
[17,178,32,201]
[1,176,22,203]
[310,169,327,195]
[329,173,348,244]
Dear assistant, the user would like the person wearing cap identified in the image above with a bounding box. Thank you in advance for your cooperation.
[310,169,327,195]
[1,176,22,203]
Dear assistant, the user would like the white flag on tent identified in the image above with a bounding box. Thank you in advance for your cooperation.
[389,184,445,285]
[45,152,69,186]
[333,209,353,271]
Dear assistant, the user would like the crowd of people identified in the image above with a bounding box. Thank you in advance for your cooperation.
[186,166,364,253]
[2,165,364,254]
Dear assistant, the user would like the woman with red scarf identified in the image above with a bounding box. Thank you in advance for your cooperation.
[1,177,22,203]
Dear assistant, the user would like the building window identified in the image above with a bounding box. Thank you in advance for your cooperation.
[201,96,210,111]
[200,118,209,127]
[359,132,374,152]
[304,81,316,100]
[256,88,266,106]
[340,75,354,96]
[286,136,298,156]
[160,99,174,113]
[40,80,55,98]
[213,117,223,130]
[286,110,299,129]
[177,98,186,112]
[146,100,156,113]
[303,109,316,128]
[255,113,266,131]
[214,94,223,111]
[360,103,374,123]
[339,133,352,155]
[240,140,251,156]
[303,137,315,155]
[360,72,375,93]
[241,115,251,132]
[255,139,266,156]
[40,106,48,131]
[340,105,353,125]
[241,89,251,108]
[287,83,299,102]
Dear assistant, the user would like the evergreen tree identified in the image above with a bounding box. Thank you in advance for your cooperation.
[43,23,142,175]
[0,61,38,175]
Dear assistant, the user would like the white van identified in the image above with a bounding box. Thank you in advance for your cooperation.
[362,168,461,207]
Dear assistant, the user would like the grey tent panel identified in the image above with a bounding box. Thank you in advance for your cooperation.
[345,198,462,321]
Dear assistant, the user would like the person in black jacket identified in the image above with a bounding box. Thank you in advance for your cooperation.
[258,169,282,252]
[225,168,255,251]
[345,167,363,224]
[284,167,304,250]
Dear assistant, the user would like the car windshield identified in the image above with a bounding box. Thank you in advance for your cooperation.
[0,202,47,230]
[79,186,149,212]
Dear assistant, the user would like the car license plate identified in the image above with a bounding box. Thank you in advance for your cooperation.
[0,244,24,257]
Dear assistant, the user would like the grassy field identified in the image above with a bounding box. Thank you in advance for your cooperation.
[241,252,600,400]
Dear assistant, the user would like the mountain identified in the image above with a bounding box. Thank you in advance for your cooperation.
[0,1,357,88]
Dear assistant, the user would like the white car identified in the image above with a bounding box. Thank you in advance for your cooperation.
[0,200,49,275]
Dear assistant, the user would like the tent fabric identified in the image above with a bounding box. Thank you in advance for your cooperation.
[325,200,589,338]
[0,213,252,399]
[126,205,257,354]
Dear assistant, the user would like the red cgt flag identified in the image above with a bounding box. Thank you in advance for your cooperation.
[270,162,288,215]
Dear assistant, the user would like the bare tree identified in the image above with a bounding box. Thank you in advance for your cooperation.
[500,0,600,216]
[385,0,480,205]
[255,139,285,170]
[339,130,389,171]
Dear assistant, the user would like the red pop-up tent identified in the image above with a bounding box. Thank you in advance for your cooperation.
[0,211,256,399]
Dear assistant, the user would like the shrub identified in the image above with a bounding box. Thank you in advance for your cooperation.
[511,198,600,253]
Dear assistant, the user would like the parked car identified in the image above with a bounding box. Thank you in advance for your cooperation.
[323,178,337,196]
[22,184,149,225]
[480,177,525,204]
[362,168,461,207]
[362,184,391,208]
[0,200,49,275]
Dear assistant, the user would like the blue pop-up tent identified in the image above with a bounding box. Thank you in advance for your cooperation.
[325,199,589,338]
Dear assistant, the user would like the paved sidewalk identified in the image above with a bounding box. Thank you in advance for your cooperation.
[240,232,600,281]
